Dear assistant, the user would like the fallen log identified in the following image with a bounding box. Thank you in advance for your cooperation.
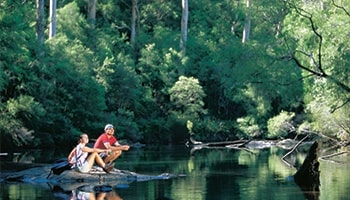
[187,138,251,154]
[205,139,250,147]
[187,137,250,147]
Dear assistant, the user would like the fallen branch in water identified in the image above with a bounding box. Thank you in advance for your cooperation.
[281,135,309,168]
[189,138,250,147]
[319,151,350,161]
[188,138,251,155]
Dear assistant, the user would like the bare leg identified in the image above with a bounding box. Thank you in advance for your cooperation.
[104,150,122,164]
[88,193,96,200]
[86,152,106,170]
[96,192,106,200]
[85,152,98,170]
[106,191,123,200]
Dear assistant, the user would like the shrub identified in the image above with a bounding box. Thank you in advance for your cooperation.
[267,111,295,139]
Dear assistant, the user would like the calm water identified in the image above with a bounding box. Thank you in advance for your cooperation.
[1,144,350,200]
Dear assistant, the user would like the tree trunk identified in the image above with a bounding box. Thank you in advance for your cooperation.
[180,0,188,56]
[242,0,251,43]
[36,0,45,45]
[130,0,138,48]
[294,141,320,199]
[88,0,96,23]
[49,0,57,38]
[88,0,96,20]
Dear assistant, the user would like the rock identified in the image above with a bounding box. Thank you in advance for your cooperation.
[276,139,298,149]
[245,140,276,149]
[1,164,185,187]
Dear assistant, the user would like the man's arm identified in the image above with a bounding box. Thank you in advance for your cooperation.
[104,142,129,151]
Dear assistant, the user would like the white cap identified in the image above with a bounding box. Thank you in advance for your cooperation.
[104,124,114,131]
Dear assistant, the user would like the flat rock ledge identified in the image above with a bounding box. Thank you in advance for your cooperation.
[1,165,184,187]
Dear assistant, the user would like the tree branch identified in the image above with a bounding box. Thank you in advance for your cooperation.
[281,36,324,77]
[332,0,350,17]
[283,2,350,96]
[281,135,309,168]
[330,98,350,113]
[319,151,350,161]
[292,5,325,77]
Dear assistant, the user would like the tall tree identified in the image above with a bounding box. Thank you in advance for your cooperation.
[130,0,138,49]
[180,0,188,56]
[49,0,57,38]
[242,0,251,43]
[36,0,45,44]
[88,0,96,21]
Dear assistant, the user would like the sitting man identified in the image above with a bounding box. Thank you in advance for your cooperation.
[93,124,130,165]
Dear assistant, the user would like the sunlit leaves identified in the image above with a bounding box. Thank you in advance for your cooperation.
[236,116,261,138]
[0,95,44,147]
[267,111,295,139]
[6,95,45,119]
[283,0,350,136]
[140,0,180,29]
[1,0,349,147]
[169,76,207,119]
[56,2,88,42]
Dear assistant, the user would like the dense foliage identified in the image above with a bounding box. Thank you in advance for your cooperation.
[1,0,349,149]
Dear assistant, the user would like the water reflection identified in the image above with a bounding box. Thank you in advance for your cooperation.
[52,184,122,200]
[1,144,350,200]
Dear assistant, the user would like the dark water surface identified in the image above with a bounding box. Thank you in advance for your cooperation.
[1,144,350,200]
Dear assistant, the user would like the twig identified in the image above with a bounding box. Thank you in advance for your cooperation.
[280,156,295,168]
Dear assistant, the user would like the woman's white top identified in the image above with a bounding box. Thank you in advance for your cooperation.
[73,143,88,169]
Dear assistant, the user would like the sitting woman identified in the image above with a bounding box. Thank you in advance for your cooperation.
[68,133,114,173]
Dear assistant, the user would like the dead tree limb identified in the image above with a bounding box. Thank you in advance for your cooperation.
[188,137,249,147]
[319,151,350,160]
[281,135,309,168]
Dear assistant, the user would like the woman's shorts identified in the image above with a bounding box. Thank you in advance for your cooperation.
[77,161,90,173]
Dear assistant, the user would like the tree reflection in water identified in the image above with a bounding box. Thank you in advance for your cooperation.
[1,144,350,200]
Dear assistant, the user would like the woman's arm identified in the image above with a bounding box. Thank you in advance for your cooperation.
[67,147,77,162]
[82,146,107,153]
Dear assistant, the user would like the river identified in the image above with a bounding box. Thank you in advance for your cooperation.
[1,142,349,200]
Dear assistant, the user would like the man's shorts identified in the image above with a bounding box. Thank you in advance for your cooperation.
[99,152,107,159]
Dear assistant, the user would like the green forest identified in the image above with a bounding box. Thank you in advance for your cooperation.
[1,0,349,150]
